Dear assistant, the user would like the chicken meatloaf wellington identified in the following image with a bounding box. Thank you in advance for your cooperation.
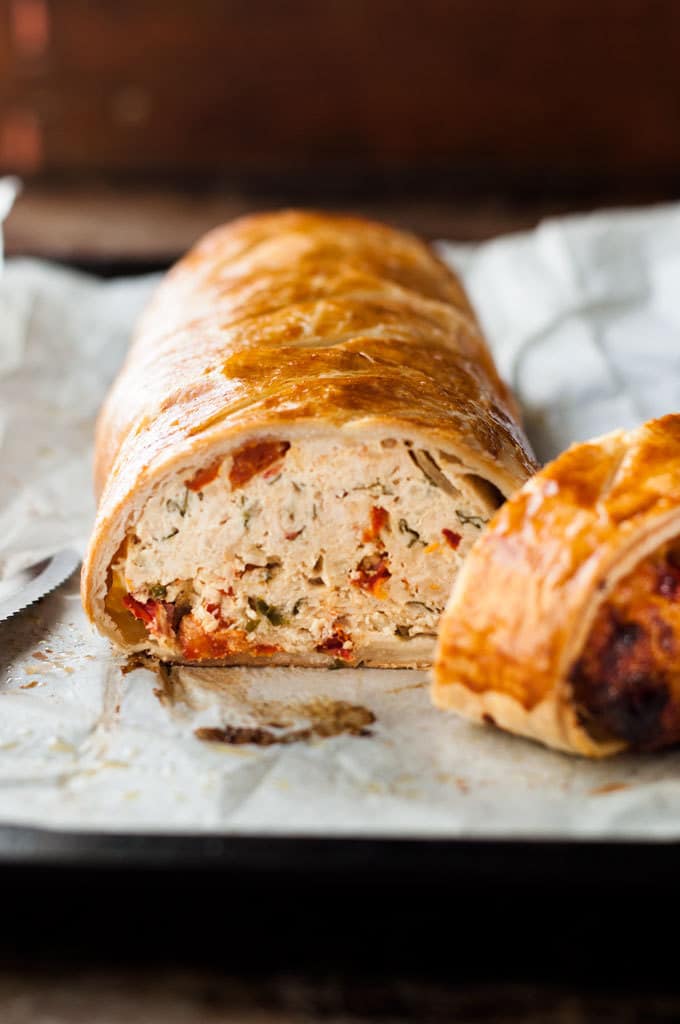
[82,210,535,667]
[434,415,680,755]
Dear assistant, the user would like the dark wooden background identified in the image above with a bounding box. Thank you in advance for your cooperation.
[2,0,680,261]
[4,0,680,184]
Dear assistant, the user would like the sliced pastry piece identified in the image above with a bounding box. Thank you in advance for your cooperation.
[82,210,535,667]
[433,415,680,755]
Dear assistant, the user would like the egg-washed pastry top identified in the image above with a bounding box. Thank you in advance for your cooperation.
[433,415,680,755]
[82,210,536,668]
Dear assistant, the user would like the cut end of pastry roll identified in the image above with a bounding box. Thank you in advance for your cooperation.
[91,428,510,667]
[433,414,680,756]
[82,210,535,667]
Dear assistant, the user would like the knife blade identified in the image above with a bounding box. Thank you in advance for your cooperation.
[0,549,81,623]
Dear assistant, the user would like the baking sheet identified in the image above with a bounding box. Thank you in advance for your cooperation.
[3,199,680,838]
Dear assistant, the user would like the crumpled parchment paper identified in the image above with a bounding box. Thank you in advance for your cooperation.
[3,196,680,838]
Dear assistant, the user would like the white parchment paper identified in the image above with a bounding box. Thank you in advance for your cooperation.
[3,200,680,838]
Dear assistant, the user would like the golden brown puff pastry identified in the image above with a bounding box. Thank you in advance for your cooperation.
[81,210,535,668]
[433,414,680,756]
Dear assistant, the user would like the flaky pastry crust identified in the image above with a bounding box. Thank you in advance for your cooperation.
[433,415,680,756]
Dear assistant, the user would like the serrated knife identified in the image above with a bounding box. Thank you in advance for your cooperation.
[0,549,81,623]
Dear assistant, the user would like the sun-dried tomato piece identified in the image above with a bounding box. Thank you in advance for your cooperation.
[316,623,354,660]
[229,439,290,490]
[185,459,223,491]
[124,595,179,642]
[123,594,157,625]
[362,505,390,544]
[351,554,391,598]
[178,613,280,660]
[442,528,462,550]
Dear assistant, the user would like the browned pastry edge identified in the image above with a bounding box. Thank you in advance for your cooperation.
[433,414,680,756]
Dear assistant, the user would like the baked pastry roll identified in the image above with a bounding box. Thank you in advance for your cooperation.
[433,415,680,755]
[82,210,534,667]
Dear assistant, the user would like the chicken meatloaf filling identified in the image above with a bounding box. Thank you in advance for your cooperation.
[106,435,503,666]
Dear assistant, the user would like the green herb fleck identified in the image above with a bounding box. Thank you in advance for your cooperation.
[149,584,168,600]
[166,489,189,517]
[245,617,260,633]
[248,597,285,626]
[352,479,394,496]
[398,518,425,548]
[329,658,347,670]
[162,527,179,541]
[456,510,488,530]
[292,598,305,616]
[241,497,261,530]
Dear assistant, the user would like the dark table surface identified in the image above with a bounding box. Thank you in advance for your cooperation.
[4,182,666,268]
[1,830,676,1021]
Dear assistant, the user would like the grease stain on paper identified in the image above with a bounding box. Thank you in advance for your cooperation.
[589,781,631,796]
[194,699,375,746]
[124,654,376,747]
